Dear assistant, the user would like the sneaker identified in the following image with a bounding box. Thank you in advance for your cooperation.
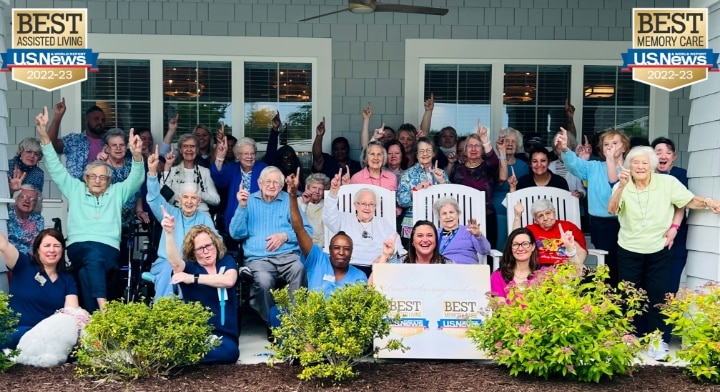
[648,339,669,361]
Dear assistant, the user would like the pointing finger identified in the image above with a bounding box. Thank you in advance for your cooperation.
[511,166,515,177]
[560,127,567,136]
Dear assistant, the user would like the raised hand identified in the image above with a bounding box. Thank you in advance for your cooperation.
[447,151,457,165]
[618,167,631,186]
[9,167,26,192]
[381,232,398,261]
[286,167,300,195]
[316,116,326,137]
[477,119,489,143]
[54,97,66,117]
[556,127,569,152]
[236,180,249,207]
[559,223,576,249]
[168,113,179,133]
[164,151,176,168]
[362,102,372,120]
[431,160,444,183]
[301,188,313,204]
[496,128,506,151]
[424,93,434,112]
[330,167,342,194]
[372,123,385,141]
[605,143,619,160]
[467,218,483,237]
[575,143,590,161]
[272,111,281,131]
[215,133,227,157]
[507,166,518,191]
[160,205,176,233]
[147,144,160,174]
[216,121,225,144]
[128,128,143,157]
[513,200,524,216]
[35,106,49,136]
[565,98,575,118]
[417,127,426,139]
[341,165,351,185]
[96,150,109,161]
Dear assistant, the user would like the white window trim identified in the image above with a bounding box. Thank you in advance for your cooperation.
[405,39,669,142]
[60,34,332,152]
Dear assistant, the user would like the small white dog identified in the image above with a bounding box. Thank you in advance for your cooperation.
[15,307,89,367]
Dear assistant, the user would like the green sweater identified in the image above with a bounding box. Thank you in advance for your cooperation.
[42,143,144,249]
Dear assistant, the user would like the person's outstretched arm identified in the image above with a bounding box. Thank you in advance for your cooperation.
[287,168,313,258]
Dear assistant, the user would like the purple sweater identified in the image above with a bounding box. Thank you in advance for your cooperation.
[437,225,492,264]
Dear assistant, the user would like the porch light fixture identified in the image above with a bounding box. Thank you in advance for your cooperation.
[584,85,615,98]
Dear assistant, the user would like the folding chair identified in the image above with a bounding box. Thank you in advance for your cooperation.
[505,186,606,266]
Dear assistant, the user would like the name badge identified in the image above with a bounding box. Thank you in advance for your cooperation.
[322,274,335,282]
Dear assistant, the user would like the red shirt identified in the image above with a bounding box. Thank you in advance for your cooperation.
[527,220,587,265]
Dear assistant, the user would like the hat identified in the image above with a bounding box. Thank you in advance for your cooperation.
[651,137,675,152]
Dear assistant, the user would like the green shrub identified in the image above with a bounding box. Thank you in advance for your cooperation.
[467,264,649,383]
[661,282,720,383]
[269,283,406,382]
[0,291,19,372]
[76,297,219,380]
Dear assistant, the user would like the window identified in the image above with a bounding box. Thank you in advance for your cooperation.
[502,65,571,146]
[582,66,650,139]
[244,62,313,144]
[163,60,232,139]
[424,64,491,135]
[81,59,150,132]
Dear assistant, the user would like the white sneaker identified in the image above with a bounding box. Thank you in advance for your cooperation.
[648,340,669,362]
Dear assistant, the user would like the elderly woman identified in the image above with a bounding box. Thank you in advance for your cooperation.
[651,136,689,345]
[162,212,239,364]
[7,185,44,256]
[36,107,144,313]
[162,134,220,214]
[324,171,404,277]
[433,197,491,264]
[8,137,45,193]
[451,123,501,247]
[557,127,629,287]
[160,115,213,168]
[512,199,587,267]
[146,145,217,302]
[352,141,400,216]
[608,146,720,360]
[0,228,80,350]
[299,173,329,247]
[397,137,449,241]
[384,139,408,176]
[494,128,529,249]
[211,135,267,233]
[490,228,541,299]
[510,147,569,192]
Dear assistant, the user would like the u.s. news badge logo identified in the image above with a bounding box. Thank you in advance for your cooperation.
[621,8,719,91]
[1,9,99,91]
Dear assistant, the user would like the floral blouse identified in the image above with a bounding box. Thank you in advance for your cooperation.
[7,205,44,255]
[8,156,45,193]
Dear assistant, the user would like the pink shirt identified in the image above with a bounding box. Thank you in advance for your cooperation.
[490,269,539,300]
[350,168,401,216]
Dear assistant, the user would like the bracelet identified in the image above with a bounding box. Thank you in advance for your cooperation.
[498,155,507,160]
[216,157,225,162]
[193,274,199,284]
[565,247,577,257]
[670,223,680,230]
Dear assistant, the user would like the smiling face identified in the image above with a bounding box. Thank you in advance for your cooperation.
[305,181,324,204]
[259,170,283,201]
[332,139,349,163]
[439,203,459,231]
[84,165,111,196]
[629,153,652,183]
[192,232,217,266]
[16,188,38,215]
[180,191,200,216]
[329,234,353,271]
[464,137,483,161]
[236,144,256,171]
[504,135,518,155]
[86,110,106,136]
[530,151,549,177]
[37,234,63,267]
[194,127,211,151]
[416,141,434,166]
[533,209,557,231]
[387,144,402,169]
[106,135,127,161]
[412,224,437,262]
[654,143,676,173]
[366,144,384,171]
[19,148,41,166]
[354,190,376,223]
[398,130,416,155]
[180,138,198,163]
[138,131,153,156]
[510,233,535,263]
[438,128,456,149]
[279,150,296,172]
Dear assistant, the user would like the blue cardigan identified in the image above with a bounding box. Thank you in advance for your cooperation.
[210,160,267,232]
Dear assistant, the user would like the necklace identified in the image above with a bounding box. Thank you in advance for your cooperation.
[636,185,650,226]
[358,220,373,239]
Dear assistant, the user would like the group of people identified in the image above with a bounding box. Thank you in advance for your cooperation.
[3,95,719,366]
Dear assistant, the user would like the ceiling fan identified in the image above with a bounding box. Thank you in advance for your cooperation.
[299,0,449,22]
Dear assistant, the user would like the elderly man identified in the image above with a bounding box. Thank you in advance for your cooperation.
[145,145,217,302]
[512,199,587,266]
[7,185,44,255]
[229,166,311,327]
[36,106,144,312]
[46,98,108,179]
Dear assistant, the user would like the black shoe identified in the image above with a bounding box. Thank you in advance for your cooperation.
[266,326,273,342]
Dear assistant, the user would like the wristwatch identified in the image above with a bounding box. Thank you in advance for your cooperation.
[194,274,199,284]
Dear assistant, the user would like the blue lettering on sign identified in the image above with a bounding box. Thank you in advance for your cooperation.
[437,318,483,329]
[391,318,430,328]
[621,49,718,71]
[1,49,99,71]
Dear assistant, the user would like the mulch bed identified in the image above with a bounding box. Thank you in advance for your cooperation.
[2,361,719,392]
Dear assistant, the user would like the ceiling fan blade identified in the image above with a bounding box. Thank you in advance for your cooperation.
[299,7,351,22]
[374,3,449,15]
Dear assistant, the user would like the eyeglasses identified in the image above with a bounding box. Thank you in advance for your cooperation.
[22,150,42,157]
[109,143,126,150]
[355,202,376,209]
[417,149,433,155]
[262,180,281,186]
[511,241,533,250]
[239,152,256,157]
[194,243,215,253]
[466,144,482,150]
[181,144,197,150]
[87,174,109,182]
[18,194,38,202]
[362,231,373,239]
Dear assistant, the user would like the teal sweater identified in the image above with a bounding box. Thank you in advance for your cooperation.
[42,143,144,249]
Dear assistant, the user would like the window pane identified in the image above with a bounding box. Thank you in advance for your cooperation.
[81,59,150,131]
[503,65,570,146]
[424,64,491,135]
[164,60,232,139]
[582,66,650,137]
[244,62,313,143]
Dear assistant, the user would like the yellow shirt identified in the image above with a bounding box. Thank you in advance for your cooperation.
[613,173,693,254]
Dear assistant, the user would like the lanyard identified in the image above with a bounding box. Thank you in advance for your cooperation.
[439,228,458,254]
